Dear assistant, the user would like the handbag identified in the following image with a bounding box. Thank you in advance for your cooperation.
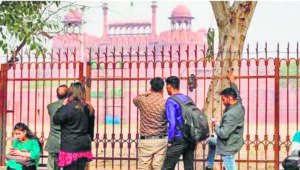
[282,156,300,170]
[5,154,31,166]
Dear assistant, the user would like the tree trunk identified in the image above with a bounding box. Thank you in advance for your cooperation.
[8,37,28,69]
[204,1,257,121]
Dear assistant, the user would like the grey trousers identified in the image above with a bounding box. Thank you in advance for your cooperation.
[47,153,60,170]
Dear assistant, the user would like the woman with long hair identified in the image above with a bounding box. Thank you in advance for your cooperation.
[6,122,41,170]
[53,82,95,170]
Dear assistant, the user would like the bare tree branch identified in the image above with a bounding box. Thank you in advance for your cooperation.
[35,27,65,38]
[8,36,28,68]
[41,1,56,16]
[40,31,54,39]
[44,2,76,22]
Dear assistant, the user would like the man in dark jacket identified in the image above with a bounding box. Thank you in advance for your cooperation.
[45,85,68,170]
[161,76,196,170]
[206,70,245,170]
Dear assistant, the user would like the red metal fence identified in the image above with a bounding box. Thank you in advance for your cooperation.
[0,44,299,169]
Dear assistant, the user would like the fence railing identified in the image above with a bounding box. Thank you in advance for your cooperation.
[0,43,300,169]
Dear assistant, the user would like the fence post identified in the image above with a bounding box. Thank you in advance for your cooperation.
[274,58,280,170]
[0,64,8,166]
[85,61,92,170]
[85,61,91,103]
[79,62,85,83]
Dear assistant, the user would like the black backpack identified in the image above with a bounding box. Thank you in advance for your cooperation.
[171,95,209,143]
[282,156,300,170]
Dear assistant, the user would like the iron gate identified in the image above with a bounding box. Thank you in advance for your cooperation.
[0,44,299,169]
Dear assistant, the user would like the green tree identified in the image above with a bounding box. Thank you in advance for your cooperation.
[0,1,67,65]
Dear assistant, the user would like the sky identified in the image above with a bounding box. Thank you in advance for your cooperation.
[74,0,300,54]
[1,0,300,63]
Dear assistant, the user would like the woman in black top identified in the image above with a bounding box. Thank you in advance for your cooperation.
[53,82,95,170]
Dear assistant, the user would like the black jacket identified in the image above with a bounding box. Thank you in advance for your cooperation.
[53,102,95,152]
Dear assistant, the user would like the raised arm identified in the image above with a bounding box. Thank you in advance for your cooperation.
[228,69,242,104]
[133,89,152,108]
[231,83,242,104]
[53,105,69,124]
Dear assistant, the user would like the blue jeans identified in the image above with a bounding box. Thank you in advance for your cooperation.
[207,138,236,170]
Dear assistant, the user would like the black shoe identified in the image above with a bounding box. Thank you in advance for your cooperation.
[205,166,213,170]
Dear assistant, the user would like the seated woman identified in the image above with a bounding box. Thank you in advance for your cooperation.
[6,122,41,170]
[281,131,300,170]
[291,131,300,157]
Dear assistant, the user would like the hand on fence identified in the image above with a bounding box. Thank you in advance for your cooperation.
[227,68,235,83]
[63,98,68,105]
[211,118,217,127]
[145,89,152,96]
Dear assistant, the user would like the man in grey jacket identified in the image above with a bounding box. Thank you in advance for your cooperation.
[206,70,245,170]
[45,85,68,170]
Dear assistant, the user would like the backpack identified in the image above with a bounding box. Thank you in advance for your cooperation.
[171,95,209,143]
[282,156,300,170]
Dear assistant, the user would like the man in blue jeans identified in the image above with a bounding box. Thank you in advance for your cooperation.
[206,70,245,170]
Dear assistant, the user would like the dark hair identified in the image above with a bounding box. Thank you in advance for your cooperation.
[68,82,85,102]
[166,76,180,89]
[67,82,95,114]
[68,82,87,109]
[220,88,237,99]
[57,84,68,100]
[14,122,42,151]
[150,77,164,92]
